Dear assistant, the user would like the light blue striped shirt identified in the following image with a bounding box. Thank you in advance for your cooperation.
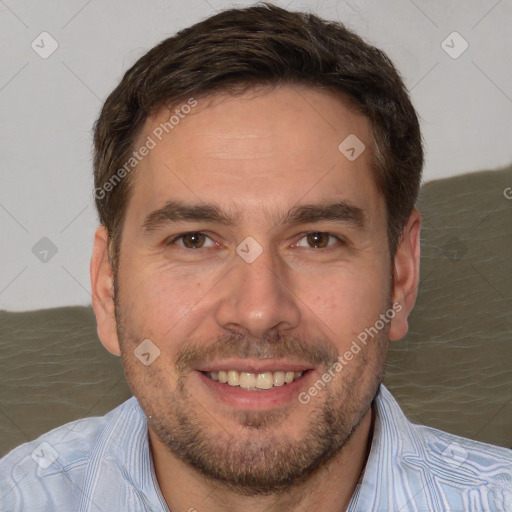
[1,384,511,511]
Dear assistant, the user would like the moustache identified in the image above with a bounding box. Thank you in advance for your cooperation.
[174,331,339,373]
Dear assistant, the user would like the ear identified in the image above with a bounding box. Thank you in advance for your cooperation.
[388,208,421,341]
[90,226,121,356]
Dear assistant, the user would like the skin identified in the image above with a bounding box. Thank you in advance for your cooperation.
[91,85,421,512]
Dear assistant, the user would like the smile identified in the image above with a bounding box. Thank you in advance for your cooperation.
[204,370,305,390]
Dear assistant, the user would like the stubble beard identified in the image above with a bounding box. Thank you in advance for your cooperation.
[113,277,389,496]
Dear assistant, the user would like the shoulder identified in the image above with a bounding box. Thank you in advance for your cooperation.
[412,421,512,477]
[413,423,512,508]
[371,385,512,510]
[377,385,512,481]
[401,412,512,510]
[0,398,137,512]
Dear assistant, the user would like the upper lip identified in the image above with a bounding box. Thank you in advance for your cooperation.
[195,358,313,374]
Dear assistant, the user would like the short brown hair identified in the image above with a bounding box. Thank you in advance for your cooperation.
[93,2,423,267]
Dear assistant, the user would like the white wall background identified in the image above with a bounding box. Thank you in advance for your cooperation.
[0,0,511,311]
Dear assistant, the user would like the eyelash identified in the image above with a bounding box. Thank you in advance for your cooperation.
[165,231,346,252]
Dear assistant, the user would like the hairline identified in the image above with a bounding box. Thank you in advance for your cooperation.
[107,81,395,267]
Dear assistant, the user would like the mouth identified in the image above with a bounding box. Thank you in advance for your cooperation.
[195,361,314,410]
[203,370,306,391]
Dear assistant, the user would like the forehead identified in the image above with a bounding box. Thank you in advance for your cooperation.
[127,85,381,225]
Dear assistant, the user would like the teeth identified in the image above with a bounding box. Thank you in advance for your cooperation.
[240,372,257,388]
[206,370,304,390]
[273,371,285,387]
[228,370,239,386]
[256,372,273,389]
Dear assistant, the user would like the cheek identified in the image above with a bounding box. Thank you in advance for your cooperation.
[301,265,390,339]
[119,245,391,347]
[122,348,179,414]
[120,262,215,343]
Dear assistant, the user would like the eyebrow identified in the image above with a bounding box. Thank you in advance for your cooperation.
[140,199,366,235]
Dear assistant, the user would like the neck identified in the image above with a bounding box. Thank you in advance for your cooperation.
[149,405,374,512]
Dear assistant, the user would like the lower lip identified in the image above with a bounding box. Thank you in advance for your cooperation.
[196,370,313,410]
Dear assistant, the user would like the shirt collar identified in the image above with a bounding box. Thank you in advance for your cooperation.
[347,383,434,511]
[95,396,170,511]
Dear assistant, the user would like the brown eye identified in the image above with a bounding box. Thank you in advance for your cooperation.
[306,232,330,248]
[181,232,205,248]
[174,232,211,249]
[294,232,344,250]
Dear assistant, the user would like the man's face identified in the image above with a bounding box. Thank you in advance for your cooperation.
[109,85,396,494]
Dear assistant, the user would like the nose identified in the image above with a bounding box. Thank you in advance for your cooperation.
[214,244,301,339]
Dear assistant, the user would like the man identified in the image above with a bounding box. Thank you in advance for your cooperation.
[1,3,511,511]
